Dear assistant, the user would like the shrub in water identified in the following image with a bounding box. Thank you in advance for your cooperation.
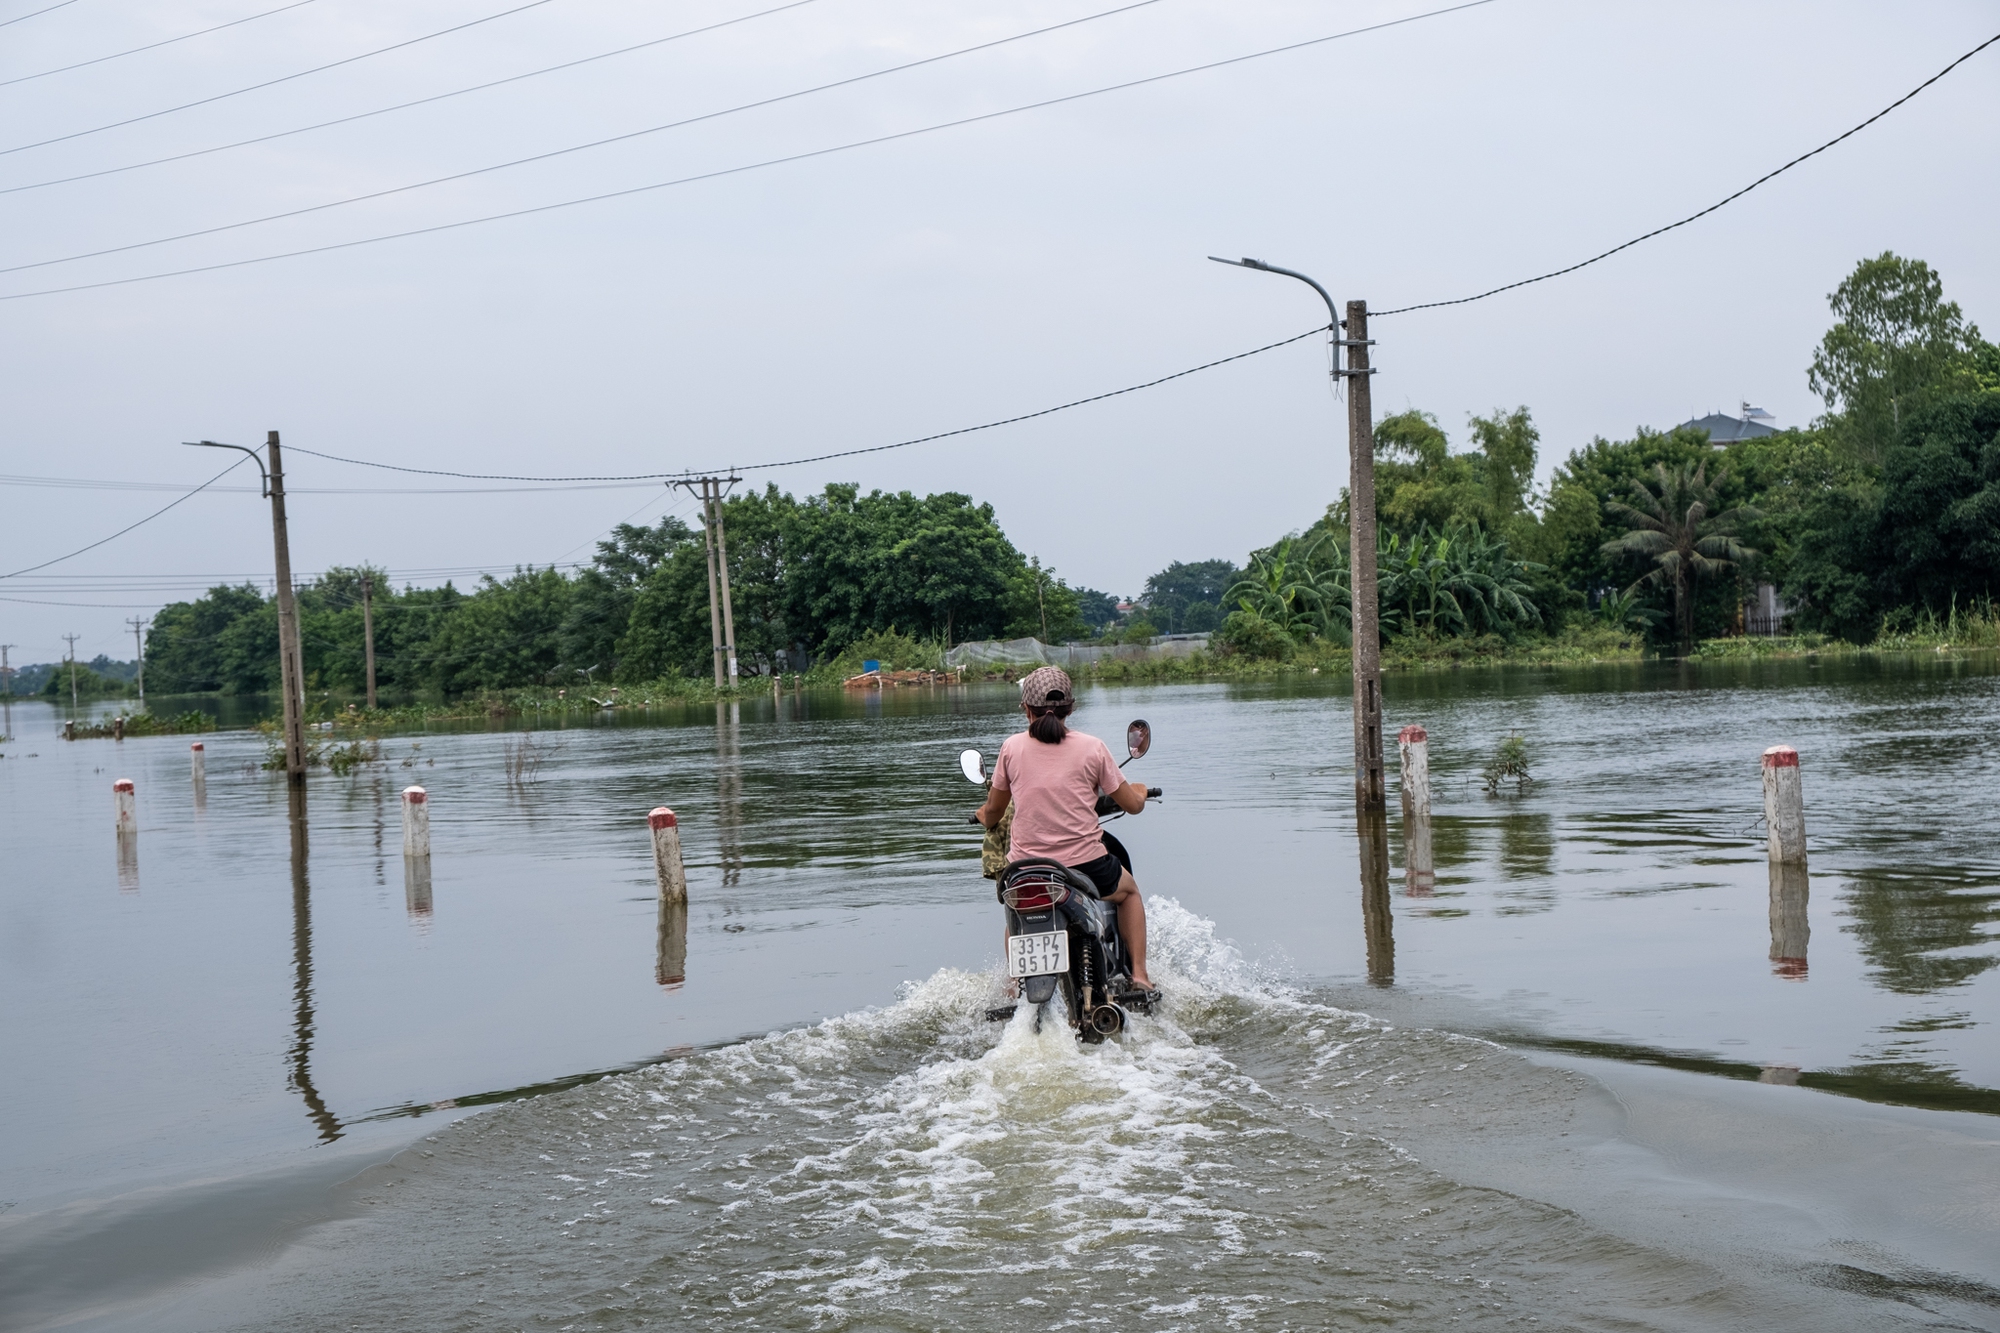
[1482,734,1531,794]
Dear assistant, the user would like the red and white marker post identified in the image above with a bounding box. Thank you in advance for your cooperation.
[1397,725,1430,818]
[650,807,686,905]
[1761,746,1806,865]
[1397,726,1434,895]
[114,778,136,833]
[401,786,430,859]
[190,741,205,782]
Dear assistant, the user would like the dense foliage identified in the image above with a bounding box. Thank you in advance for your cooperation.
[134,252,1997,696]
[1223,251,1999,655]
[143,484,1093,695]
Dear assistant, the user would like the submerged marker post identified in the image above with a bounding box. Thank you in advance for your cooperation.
[190,740,205,780]
[1761,746,1806,865]
[114,777,136,833]
[401,785,430,859]
[1397,725,1430,817]
[650,807,687,905]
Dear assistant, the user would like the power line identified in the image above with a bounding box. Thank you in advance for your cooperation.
[0,0,558,158]
[0,471,667,494]
[0,0,80,31]
[0,0,1494,300]
[0,454,250,579]
[0,0,318,88]
[283,325,1329,483]
[0,0,824,199]
[1375,29,2000,317]
[1,0,1169,277]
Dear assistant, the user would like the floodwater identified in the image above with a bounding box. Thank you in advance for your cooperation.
[2,657,1998,1330]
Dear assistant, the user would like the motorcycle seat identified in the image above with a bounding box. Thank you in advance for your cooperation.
[997,857,1104,900]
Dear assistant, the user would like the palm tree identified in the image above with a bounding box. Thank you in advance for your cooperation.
[1600,462,1759,655]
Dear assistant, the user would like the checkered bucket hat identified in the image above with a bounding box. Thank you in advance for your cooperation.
[1019,665,1073,709]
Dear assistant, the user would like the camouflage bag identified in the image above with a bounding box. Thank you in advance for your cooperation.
[981,802,1013,880]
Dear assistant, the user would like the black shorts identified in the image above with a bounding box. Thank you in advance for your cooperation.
[1069,853,1123,897]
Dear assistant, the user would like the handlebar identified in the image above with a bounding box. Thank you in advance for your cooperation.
[1093,788,1165,816]
[971,789,1166,823]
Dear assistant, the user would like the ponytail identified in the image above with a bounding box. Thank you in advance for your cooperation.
[1027,703,1071,744]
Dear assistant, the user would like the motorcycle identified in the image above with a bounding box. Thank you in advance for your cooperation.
[960,719,1163,1042]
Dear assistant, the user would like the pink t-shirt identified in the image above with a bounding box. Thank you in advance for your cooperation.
[992,728,1124,866]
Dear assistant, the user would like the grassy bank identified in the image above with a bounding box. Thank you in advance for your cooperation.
[1689,603,2000,661]
[1077,624,1650,684]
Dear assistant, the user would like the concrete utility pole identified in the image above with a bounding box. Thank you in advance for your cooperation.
[712,485,740,688]
[678,475,742,689]
[1343,300,1386,810]
[361,574,378,709]
[62,632,81,710]
[187,432,306,783]
[1209,257,1386,809]
[0,644,15,697]
[268,432,307,784]
[127,616,148,706]
[700,481,724,688]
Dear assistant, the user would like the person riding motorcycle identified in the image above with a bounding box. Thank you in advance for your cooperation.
[972,666,1154,990]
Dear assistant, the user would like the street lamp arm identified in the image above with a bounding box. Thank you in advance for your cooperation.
[184,439,270,498]
[1207,255,1339,328]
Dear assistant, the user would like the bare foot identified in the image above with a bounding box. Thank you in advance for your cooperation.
[1129,974,1154,991]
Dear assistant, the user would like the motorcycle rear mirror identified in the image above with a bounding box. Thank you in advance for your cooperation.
[959,749,986,784]
[1125,719,1151,761]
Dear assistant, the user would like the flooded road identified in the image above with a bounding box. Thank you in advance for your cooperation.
[2,656,1998,1328]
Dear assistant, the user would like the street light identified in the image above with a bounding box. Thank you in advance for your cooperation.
[186,434,307,786]
[1208,255,1387,810]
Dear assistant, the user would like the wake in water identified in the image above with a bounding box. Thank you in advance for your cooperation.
[250,901,1898,1332]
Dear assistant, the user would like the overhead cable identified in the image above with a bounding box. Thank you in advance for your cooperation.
[0,0,318,88]
[0,0,1494,299]
[0,0,558,157]
[0,454,249,579]
[0,0,823,198]
[281,326,1327,482]
[1376,29,2000,316]
[0,471,667,494]
[1,0,1170,276]
[0,0,81,31]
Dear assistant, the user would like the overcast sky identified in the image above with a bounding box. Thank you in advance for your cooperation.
[2,0,1995,666]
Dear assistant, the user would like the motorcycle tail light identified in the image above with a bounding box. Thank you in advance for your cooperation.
[1001,874,1071,911]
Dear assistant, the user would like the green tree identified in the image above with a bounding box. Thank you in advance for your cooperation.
[1809,252,1993,463]
[1601,462,1759,655]
[1141,559,1240,633]
[562,516,701,679]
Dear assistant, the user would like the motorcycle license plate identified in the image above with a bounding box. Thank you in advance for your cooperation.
[1007,930,1069,978]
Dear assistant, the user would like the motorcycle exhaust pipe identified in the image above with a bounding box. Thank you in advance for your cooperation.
[1087,1003,1126,1037]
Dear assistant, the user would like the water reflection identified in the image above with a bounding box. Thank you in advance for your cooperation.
[371,772,386,889]
[716,701,742,888]
[1844,871,2000,994]
[1769,861,1810,979]
[1498,813,1555,881]
[1358,809,1393,986]
[115,831,139,891]
[656,898,688,989]
[286,790,341,1143]
[1401,813,1435,896]
[404,856,434,923]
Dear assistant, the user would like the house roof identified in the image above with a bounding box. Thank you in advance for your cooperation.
[1681,411,1778,444]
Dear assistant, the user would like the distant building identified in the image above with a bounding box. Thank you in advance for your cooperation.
[1743,583,1791,636]
[1680,401,1779,446]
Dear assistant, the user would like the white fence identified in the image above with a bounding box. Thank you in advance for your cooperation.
[945,634,1211,670]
